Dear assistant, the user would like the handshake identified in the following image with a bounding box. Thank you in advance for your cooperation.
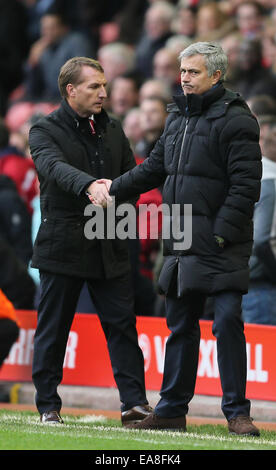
[86,179,113,208]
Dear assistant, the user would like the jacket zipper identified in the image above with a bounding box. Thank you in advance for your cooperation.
[174,117,189,202]
[177,117,189,174]
[175,256,181,298]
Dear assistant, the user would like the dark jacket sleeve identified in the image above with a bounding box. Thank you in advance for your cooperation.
[110,126,167,201]
[29,124,95,196]
[213,112,262,243]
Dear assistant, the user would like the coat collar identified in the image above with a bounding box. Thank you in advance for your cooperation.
[168,82,244,119]
[60,98,110,131]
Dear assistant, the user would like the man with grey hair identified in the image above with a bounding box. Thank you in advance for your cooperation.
[99,42,262,436]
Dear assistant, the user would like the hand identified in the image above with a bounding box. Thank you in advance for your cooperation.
[97,178,112,191]
[27,38,51,67]
[86,180,112,208]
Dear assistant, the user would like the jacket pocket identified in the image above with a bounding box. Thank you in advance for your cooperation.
[165,134,177,164]
[35,217,83,263]
[34,217,53,259]
[158,256,178,295]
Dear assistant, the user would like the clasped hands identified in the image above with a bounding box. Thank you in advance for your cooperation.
[86,179,113,207]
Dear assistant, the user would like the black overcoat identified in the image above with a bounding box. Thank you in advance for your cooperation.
[29,99,136,279]
[110,84,262,296]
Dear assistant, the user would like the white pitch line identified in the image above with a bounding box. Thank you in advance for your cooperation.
[1,413,275,448]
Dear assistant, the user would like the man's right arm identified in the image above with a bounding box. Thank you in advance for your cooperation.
[29,124,96,196]
[109,132,166,202]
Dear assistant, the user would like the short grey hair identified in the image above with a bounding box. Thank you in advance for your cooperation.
[179,42,228,81]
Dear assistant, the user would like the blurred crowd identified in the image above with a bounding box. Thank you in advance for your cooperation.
[1,0,276,325]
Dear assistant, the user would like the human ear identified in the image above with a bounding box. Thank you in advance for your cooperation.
[212,70,222,84]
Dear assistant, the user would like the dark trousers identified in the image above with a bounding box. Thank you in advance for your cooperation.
[32,271,147,414]
[0,318,19,366]
[155,291,250,421]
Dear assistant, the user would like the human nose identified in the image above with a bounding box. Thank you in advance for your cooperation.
[99,85,107,98]
[181,71,190,81]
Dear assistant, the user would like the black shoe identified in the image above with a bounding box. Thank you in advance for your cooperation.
[121,404,153,426]
[40,411,64,424]
[125,412,187,431]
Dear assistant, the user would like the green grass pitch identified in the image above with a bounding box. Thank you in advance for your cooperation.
[0,409,276,452]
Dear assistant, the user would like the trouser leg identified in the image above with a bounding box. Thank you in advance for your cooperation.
[87,272,147,412]
[155,293,205,417]
[212,291,251,420]
[32,271,83,414]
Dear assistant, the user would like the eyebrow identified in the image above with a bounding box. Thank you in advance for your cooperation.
[89,81,107,87]
[180,67,201,73]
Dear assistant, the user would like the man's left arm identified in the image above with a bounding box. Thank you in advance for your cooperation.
[213,113,262,244]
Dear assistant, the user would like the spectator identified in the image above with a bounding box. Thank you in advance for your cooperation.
[242,121,276,325]
[0,289,19,368]
[195,1,235,42]
[9,111,48,158]
[135,1,175,79]
[153,47,182,95]
[128,237,158,317]
[219,32,243,90]
[165,34,192,56]
[258,114,276,150]
[139,78,172,104]
[115,0,149,45]
[97,42,136,82]
[247,94,276,118]
[136,96,168,158]
[235,1,265,39]
[262,30,276,71]
[234,38,276,101]
[108,73,140,121]
[76,0,134,50]
[23,0,82,44]
[0,175,33,267]
[24,11,94,102]
[0,287,20,402]
[171,3,196,38]
[0,235,35,310]
[0,0,29,116]
[0,286,19,401]
[123,108,144,153]
[0,118,38,215]
[135,97,167,286]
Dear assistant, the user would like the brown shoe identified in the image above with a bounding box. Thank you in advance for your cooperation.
[121,404,153,426]
[228,416,260,436]
[125,412,187,431]
[40,411,64,424]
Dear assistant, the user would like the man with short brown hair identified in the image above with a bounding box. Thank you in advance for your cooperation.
[29,57,151,425]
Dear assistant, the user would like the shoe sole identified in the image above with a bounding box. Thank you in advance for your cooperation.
[122,418,151,426]
[41,420,64,425]
[124,425,186,432]
[229,431,260,437]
